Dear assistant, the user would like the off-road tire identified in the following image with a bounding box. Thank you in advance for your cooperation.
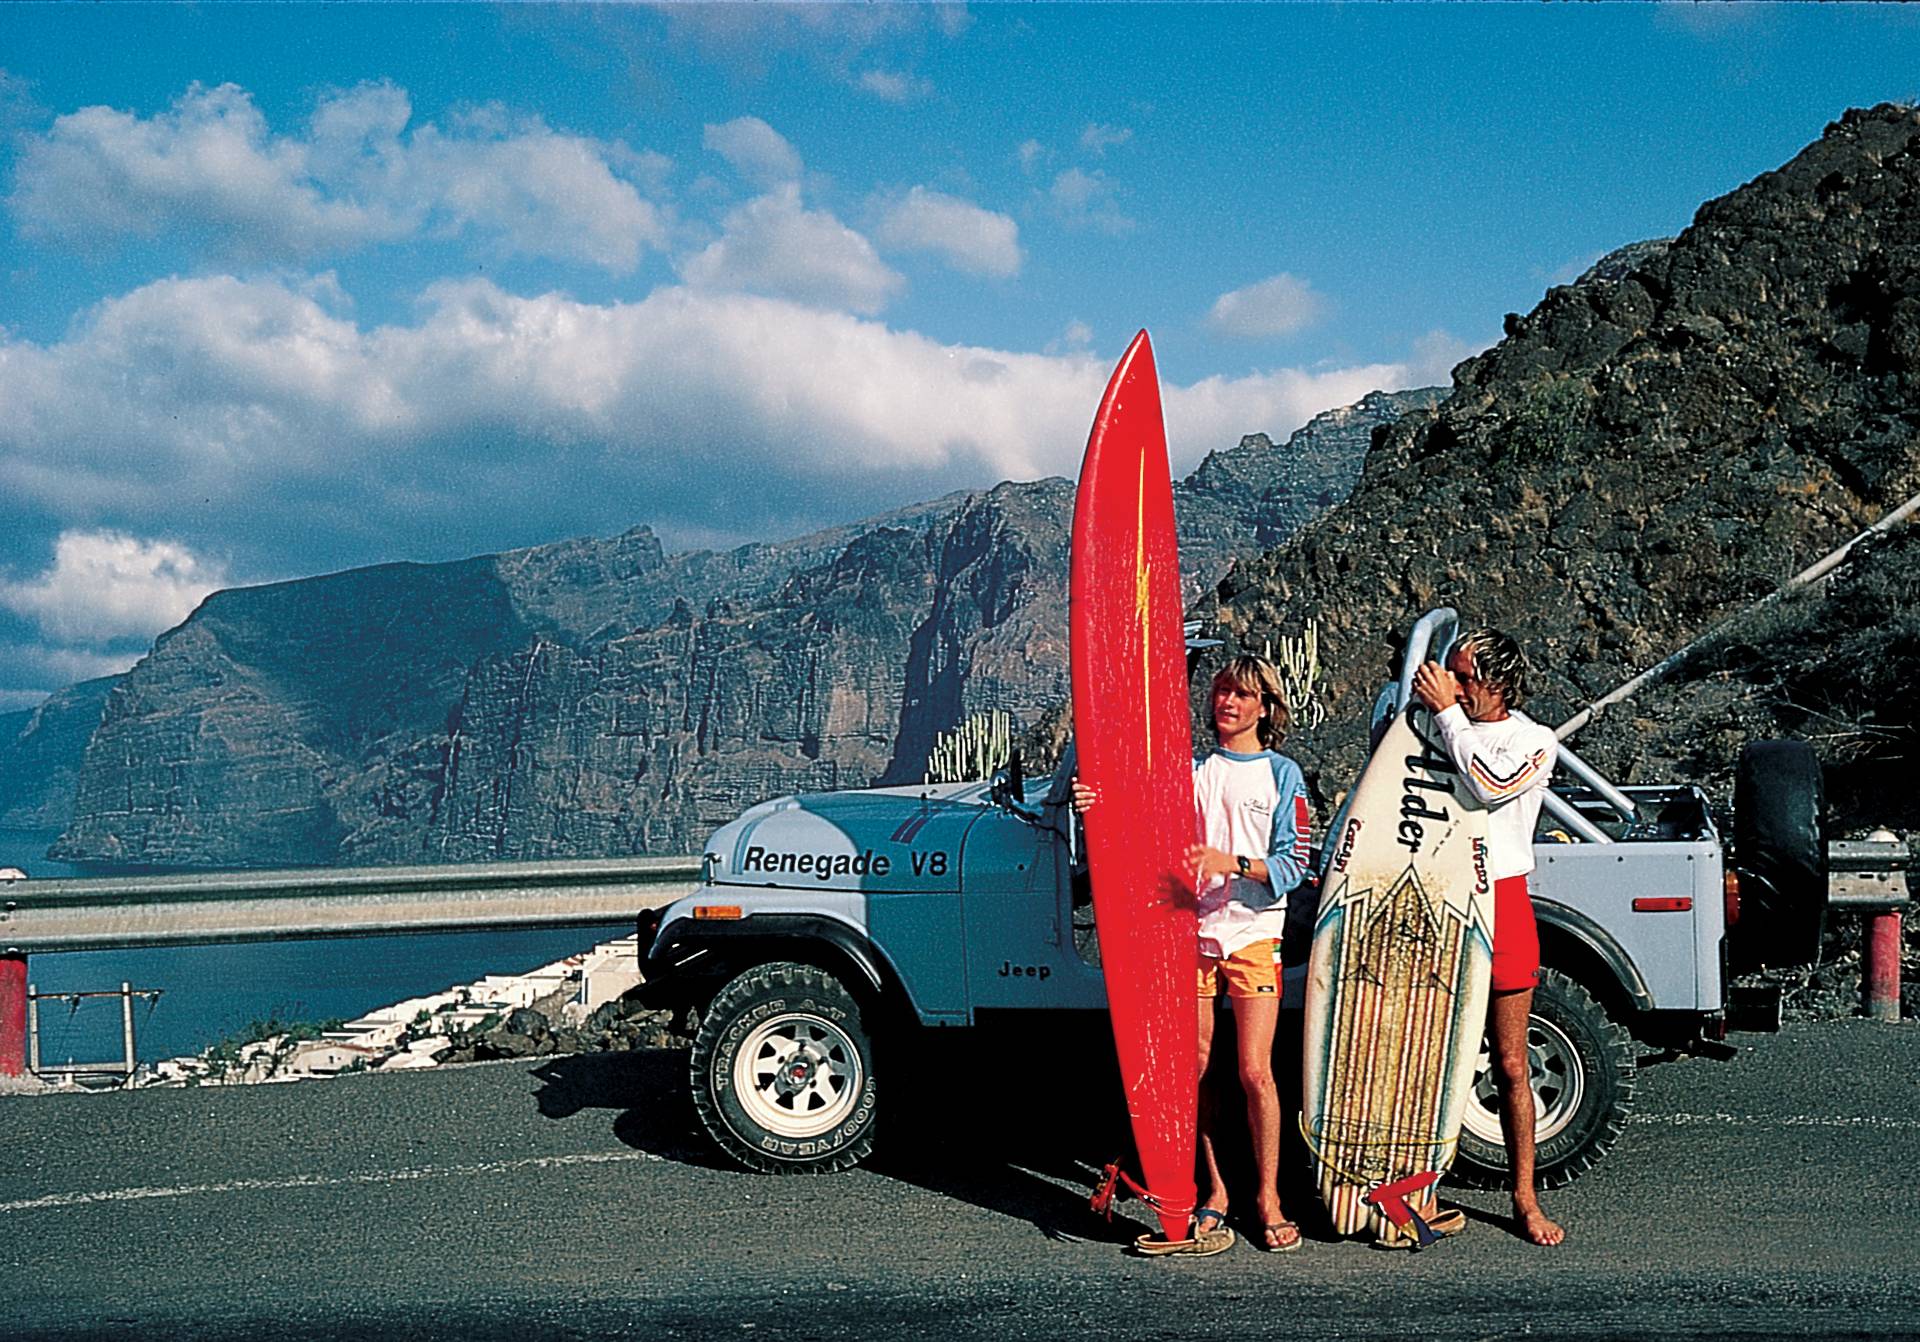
[1731,739,1828,971]
[1452,969,1636,1190]
[689,962,877,1174]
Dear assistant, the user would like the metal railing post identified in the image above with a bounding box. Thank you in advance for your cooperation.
[27,980,40,1074]
[0,955,25,1077]
[1829,833,1910,1023]
[1866,909,1904,1022]
[120,981,136,1083]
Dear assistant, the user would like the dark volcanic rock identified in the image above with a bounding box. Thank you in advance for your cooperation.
[1208,105,1920,819]
[0,675,118,833]
[54,391,1428,866]
[1176,389,1446,605]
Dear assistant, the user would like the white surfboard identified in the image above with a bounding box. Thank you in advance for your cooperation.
[1301,702,1495,1244]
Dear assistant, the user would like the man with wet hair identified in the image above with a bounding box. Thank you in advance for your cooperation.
[1411,627,1567,1247]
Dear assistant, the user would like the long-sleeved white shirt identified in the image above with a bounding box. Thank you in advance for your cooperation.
[1429,704,1557,880]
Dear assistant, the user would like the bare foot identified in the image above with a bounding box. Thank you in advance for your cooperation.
[1515,1203,1565,1247]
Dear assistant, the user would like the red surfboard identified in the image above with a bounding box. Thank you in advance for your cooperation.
[1070,330,1198,1244]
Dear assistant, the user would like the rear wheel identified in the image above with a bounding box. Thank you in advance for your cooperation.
[1731,740,1827,971]
[689,962,877,1173]
[1453,969,1636,1190]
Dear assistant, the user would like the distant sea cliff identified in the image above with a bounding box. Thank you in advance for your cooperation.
[43,389,1435,867]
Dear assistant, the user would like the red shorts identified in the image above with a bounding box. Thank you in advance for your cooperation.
[1491,874,1542,993]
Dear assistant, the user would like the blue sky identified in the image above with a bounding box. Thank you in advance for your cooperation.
[3,4,1920,709]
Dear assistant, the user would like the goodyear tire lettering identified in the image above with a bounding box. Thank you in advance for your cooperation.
[688,961,879,1175]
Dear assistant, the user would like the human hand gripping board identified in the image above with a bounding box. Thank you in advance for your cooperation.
[1301,700,1494,1247]
[1069,331,1199,1246]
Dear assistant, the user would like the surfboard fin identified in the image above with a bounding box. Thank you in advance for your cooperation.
[1364,1170,1445,1249]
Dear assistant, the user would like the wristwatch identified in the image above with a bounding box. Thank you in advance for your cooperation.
[1236,855,1252,877]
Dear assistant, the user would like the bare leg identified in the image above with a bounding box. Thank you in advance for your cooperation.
[1231,995,1295,1248]
[1489,988,1565,1246]
[1195,996,1229,1223]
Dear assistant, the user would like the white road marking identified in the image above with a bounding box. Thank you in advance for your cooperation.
[0,1149,665,1214]
[1630,1111,1920,1131]
[12,1112,1915,1215]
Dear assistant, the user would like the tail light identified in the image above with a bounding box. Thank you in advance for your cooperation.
[1723,868,1741,930]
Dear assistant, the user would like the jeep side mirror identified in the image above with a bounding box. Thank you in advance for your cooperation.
[991,748,1026,811]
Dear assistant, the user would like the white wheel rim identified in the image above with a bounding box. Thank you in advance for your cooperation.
[731,1012,864,1139]
[1462,1016,1586,1148]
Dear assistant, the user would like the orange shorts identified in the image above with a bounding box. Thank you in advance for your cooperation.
[1491,875,1542,993]
[1197,940,1282,999]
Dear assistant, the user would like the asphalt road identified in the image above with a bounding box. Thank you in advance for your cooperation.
[4,1021,1918,1340]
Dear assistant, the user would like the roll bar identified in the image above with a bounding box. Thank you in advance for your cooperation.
[1391,608,1622,844]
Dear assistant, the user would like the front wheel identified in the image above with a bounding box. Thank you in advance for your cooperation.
[1452,969,1636,1190]
[689,962,878,1174]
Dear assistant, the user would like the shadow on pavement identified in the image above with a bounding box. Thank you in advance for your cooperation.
[517,1016,1338,1244]
[865,1015,1142,1244]
[867,1010,1332,1245]
[524,1047,732,1169]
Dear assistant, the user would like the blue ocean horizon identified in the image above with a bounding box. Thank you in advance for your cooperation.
[2,829,629,1069]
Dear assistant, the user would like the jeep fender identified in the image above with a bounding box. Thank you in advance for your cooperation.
[644,912,934,1020]
[1531,898,1656,1014]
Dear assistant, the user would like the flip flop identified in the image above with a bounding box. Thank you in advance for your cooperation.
[1260,1219,1303,1253]
[1372,1206,1467,1251]
[1193,1208,1229,1237]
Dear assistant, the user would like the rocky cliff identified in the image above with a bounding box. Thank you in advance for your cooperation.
[0,676,118,831]
[53,390,1435,866]
[1206,104,1920,822]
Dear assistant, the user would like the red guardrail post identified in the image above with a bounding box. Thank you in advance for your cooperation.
[0,955,26,1077]
[1865,910,1903,1022]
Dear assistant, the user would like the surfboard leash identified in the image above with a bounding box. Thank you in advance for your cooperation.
[1294,1114,1457,1190]
[1088,1160,1195,1223]
[1296,1119,1457,1249]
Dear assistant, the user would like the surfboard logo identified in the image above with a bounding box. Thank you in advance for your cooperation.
[1332,817,1364,873]
[1398,710,1460,855]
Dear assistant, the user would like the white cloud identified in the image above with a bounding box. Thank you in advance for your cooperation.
[1,530,224,645]
[405,116,669,271]
[702,116,802,189]
[9,81,667,271]
[1048,167,1134,234]
[1164,361,1411,474]
[857,70,932,102]
[0,273,1425,599]
[1016,139,1047,175]
[875,187,1022,278]
[680,186,904,313]
[661,5,967,82]
[1079,123,1132,155]
[13,83,394,258]
[1044,320,1094,356]
[0,645,142,703]
[1206,273,1329,340]
[1406,329,1484,387]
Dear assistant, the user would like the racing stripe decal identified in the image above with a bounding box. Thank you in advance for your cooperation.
[1468,748,1550,800]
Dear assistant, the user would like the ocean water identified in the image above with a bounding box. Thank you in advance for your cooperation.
[2,829,629,1068]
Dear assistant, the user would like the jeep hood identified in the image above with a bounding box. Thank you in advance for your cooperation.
[702,782,995,894]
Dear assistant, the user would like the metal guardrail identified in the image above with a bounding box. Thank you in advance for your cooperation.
[1827,836,1910,1023]
[1826,839,1911,911]
[0,856,704,954]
